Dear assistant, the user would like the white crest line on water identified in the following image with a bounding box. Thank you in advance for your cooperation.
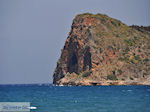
[28,106,37,109]
[127,90,132,91]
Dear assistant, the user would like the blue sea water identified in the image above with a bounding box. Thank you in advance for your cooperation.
[0,84,150,112]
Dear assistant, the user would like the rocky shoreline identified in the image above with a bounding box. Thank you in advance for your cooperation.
[56,81,150,86]
[56,75,150,86]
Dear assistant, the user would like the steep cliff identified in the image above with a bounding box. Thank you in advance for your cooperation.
[53,13,150,85]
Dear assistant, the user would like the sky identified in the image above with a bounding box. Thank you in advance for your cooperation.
[0,0,150,84]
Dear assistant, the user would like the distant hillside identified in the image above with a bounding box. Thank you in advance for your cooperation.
[130,25,150,34]
[53,13,150,85]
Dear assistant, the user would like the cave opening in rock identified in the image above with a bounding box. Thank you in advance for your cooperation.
[83,48,92,71]
[68,52,78,73]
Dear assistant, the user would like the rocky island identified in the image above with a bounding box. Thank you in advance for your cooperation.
[53,13,150,86]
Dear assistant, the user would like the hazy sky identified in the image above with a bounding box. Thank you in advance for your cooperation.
[0,0,150,84]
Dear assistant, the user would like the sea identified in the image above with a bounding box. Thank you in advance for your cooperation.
[0,84,150,112]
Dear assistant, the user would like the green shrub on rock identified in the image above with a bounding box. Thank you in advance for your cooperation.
[107,74,118,80]
[82,71,92,77]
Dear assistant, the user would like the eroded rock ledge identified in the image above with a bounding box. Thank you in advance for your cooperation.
[53,13,150,86]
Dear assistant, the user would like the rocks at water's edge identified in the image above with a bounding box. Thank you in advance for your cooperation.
[53,13,150,86]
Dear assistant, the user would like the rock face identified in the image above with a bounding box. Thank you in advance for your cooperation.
[53,13,150,85]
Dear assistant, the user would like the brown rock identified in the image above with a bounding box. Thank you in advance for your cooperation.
[53,13,150,86]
